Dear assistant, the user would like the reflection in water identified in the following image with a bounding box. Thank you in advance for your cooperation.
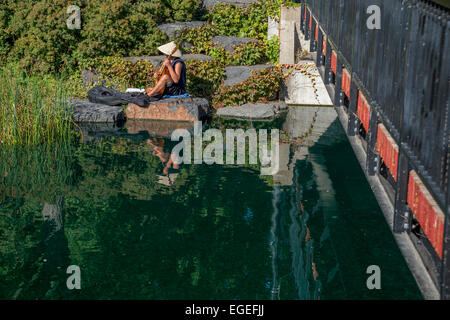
[40,199,71,299]
[269,186,281,300]
[146,138,180,186]
[0,108,423,300]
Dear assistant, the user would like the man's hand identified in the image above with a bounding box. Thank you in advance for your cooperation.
[163,59,171,69]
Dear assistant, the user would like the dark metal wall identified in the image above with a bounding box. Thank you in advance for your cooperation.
[299,0,449,299]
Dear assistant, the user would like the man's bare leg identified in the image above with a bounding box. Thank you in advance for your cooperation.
[146,74,170,96]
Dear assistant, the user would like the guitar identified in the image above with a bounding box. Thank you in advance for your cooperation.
[154,45,180,95]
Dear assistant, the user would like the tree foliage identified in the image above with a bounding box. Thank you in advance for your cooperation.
[0,0,204,73]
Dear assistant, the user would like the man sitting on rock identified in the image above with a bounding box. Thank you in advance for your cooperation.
[145,41,187,97]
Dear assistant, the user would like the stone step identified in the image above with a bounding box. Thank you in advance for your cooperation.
[157,21,206,39]
[123,54,214,67]
[224,65,274,87]
[68,99,126,123]
[126,97,211,122]
[203,0,258,9]
[212,36,258,53]
[215,101,287,121]
[82,54,214,88]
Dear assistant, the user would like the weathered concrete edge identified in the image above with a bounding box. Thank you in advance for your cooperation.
[334,104,440,300]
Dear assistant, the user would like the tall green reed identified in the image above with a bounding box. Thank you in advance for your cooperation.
[0,66,75,146]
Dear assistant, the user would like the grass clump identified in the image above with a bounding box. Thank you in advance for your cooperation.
[0,66,76,146]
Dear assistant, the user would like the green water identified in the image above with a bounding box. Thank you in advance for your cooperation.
[0,107,422,300]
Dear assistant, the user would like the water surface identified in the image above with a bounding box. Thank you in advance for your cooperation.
[0,107,422,299]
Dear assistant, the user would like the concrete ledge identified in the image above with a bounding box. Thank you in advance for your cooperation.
[334,105,440,300]
[282,62,333,106]
[126,97,210,122]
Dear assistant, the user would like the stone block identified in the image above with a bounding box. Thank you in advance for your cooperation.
[157,21,206,39]
[126,97,210,121]
[68,99,126,123]
[212,36,258,53]
[279,5,303,65]
[123,54,214,68]
[215,102,287,120]
[202,0,258,9]
[224,65,274,87]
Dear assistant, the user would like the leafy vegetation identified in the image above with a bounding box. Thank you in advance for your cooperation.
[212,66,284,109]
[0,0,204,74]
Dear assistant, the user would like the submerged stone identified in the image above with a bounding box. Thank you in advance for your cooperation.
[215,102,287,120]
[68,99,126,123]
[126,97,211,122]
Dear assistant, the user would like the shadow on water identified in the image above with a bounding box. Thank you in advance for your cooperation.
[0,107,422,300]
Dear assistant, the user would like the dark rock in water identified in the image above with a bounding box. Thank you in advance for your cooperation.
[126,97,210,122]
[215,102,287,120]
[157,21,206,39]
[203,0,258,8]
[78,122,150,143]
[68,99,126,123]
[212,36,258,53]
[224,65,274,87]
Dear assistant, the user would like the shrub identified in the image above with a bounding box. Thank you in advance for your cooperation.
[185,59,225,99]
[0,0,205,74]
[228,41,270,66]
[208,0,284,40]
[5,0,79,74]
[79,56,156,89]
[179,26,272,66]
[265,36,280,64]
[212,66,284,109]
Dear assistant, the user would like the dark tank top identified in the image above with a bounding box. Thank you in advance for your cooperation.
[164,58,186,95]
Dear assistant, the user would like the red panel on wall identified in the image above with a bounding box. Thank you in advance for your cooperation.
[376,124,399,181]
[322,35,326,55]
[407,170,445,259]
[315,24,318,41]
[341,68,351,98]
[331,51,337,75]
[357,91,370,132]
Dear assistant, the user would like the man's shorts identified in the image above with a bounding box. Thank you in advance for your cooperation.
[163,81,185,96]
